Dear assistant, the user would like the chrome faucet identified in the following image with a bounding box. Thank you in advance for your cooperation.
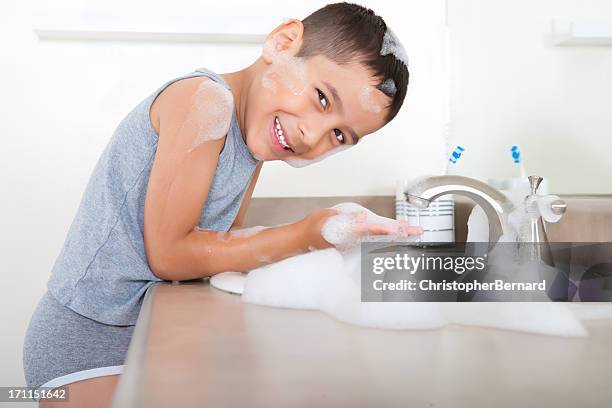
[404,175,515,246]
[519,175,567,265]
[521,175,567,244]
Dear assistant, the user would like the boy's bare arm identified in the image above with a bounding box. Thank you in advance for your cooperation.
[144,77,328,281]
[162,215,330,280]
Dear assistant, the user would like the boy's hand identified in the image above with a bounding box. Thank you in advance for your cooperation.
[301,208,340,250]
[301,204,423,252]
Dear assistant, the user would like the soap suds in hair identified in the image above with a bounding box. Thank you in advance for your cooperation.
[380,28,409,68]
[379,79,397,96]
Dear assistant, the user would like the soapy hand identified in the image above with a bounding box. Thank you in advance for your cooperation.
[303,203,423,252]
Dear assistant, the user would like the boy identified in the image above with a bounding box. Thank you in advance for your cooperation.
[24,3,421,406]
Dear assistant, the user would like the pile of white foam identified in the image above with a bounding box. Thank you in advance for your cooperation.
[210,203,612,338]
[237,246,612,337]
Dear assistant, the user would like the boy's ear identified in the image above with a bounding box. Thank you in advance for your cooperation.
[262,19,304,64]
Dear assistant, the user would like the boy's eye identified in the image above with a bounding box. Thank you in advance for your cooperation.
[316,89,328,109]
[334,129,345,144]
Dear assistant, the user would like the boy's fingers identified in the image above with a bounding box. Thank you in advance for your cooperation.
[353,221,396,235]
[353,224,391,236]
[354,211,368,223]
[395,220,424,236]
[398,225,424,236]
[354,223,424,237]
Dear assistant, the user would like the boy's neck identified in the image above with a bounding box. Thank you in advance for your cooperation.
[221,58,266,143]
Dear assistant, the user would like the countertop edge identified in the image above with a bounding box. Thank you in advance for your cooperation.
[112,283,160,407]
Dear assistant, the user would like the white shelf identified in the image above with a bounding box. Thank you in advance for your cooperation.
[550,19,612,46]
[32,15,282,43]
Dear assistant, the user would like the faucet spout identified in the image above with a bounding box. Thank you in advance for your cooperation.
[404,175,515,244]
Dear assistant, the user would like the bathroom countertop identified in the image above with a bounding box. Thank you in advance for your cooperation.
[113,280,612,408]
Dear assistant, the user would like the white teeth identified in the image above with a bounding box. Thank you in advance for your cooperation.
[277,130,290,148]
[274,117,291,149]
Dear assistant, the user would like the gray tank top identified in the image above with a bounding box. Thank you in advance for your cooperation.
[47,68,259,325]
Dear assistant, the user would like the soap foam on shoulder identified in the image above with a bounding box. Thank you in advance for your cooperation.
[188,79,234,151]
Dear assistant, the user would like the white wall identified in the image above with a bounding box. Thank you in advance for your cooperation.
[448,0,612,194]
[0,0,447,392]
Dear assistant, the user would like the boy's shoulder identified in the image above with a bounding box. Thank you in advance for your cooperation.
[150,76,212,128]
[150,73,235,149]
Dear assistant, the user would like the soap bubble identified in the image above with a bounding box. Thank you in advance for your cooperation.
[380,28,409,68]
[358,85,382,113]
[188,80,234,151]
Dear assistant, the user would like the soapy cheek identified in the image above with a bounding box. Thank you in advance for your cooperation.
[261,39,308,97]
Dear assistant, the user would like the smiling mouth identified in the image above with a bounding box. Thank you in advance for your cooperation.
[274,116,294,152]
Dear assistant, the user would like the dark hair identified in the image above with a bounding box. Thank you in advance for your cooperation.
[297,2,409,123]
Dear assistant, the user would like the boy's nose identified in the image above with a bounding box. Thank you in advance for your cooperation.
[298,123,328,152]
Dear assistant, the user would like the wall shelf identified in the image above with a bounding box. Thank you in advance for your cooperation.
[32,15,282,43]
[550,19,612,46]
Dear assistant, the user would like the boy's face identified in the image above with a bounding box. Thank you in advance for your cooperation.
[243,21,392,165]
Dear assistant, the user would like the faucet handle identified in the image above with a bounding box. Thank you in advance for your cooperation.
[528,175,543,195]
[550,199,567,215]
